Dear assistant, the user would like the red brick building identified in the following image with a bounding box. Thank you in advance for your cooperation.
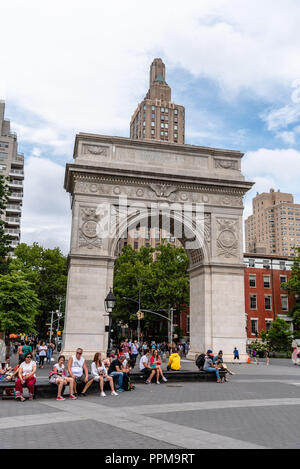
[179,254,295,344]
[244,253,295,344]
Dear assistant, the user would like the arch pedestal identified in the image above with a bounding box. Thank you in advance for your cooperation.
[62,134,253,361]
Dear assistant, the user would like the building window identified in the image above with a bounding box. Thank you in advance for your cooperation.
[161,107,165,112]
[0,142,8,148]
[161,123,164,128]
[0,152,8,158]
[265,320,272,332]
[151,122,155,127]
[249,275,256,288]
[263,259,270,269]
[249,259,255,268]
[251,319,258,335]
[264,276,271,288]
[186,315,190,334]
[250,295,257,310]
[0,164,6,170]
[151,130,155,135]
[152,106,155,111]
[174,109,178,115]
[280,261,286,270]
[281,295,289,312]
[134,241,139,250]
[165,108,169,113]
[280,275,287,285]
[174,133,178,138]
[265,296,272,310]
[174,125,178,130]
[151,113,155,119]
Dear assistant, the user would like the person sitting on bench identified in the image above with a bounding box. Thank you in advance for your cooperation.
[139,349,158,384]
[49,355,77,400]
[167,348,181,371]
[203,350,221,383]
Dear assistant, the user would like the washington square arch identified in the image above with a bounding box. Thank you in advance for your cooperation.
[62,133,253,361]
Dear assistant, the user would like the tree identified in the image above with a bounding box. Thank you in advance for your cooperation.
[0,175,12,274]
[282,247,300,338]
[113,242,189,334]
[9,243,68,335]
[282,247,300,297]
[0,271,40,334]
[260,319,293,352]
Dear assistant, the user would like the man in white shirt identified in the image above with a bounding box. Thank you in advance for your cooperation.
[139,349,156,384]
[67,348,89,395]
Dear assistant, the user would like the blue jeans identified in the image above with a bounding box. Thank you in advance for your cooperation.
[47,349,53,362]
[205,367,220,380]
[109,371,123,389]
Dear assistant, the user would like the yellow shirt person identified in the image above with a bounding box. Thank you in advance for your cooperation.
[167,351,181,371]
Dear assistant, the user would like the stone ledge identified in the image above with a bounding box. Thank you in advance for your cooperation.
[0,370,225,399]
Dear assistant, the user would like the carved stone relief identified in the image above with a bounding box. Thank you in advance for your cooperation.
[74,179,244,208]
[148,184,178,198]
[216,218,238,258]
[79,208,103,249]
[215,159,238,170]
[83,145,108,156]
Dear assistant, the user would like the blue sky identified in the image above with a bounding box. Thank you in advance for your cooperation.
[1,0,300,253]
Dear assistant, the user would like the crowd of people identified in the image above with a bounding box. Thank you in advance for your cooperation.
[0,339,185,401]
[0,339,253,401]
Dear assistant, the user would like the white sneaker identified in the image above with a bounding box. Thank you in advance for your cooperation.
[162,377,168,382]
[111,391,118,396]
[156,381,160,384]
[101,392,106,397]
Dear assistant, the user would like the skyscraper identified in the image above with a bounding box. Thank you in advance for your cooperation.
[130,58,185,144]
[0,100,24,254]
[245,188,300,256]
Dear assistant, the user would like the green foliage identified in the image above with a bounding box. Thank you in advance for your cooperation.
[9,243,68,334]
[249,339,268,352]
[260,318,293,352]
[282,247,300,296]
[292,310,300,339]
[0,271,40,334]
[113,242,189,329]
[0,175,12,273]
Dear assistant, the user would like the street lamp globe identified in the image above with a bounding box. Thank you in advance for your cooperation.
[105,288,116,312]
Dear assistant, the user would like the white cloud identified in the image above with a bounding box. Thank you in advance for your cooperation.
[277,131,296,145]
[261,104,300,131]
[20,156,71,253]
[1,0,300,155]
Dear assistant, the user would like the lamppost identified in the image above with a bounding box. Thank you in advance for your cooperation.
[104,288,116,357]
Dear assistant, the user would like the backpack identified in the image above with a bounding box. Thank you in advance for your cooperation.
[195,353,206,371]
[123,374,132,391]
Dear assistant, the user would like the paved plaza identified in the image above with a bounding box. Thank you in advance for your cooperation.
[1,359,300,449]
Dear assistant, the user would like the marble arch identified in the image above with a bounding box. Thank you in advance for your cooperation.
[62,134,253,361]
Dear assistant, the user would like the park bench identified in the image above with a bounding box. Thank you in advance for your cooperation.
[0,368,226,399]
